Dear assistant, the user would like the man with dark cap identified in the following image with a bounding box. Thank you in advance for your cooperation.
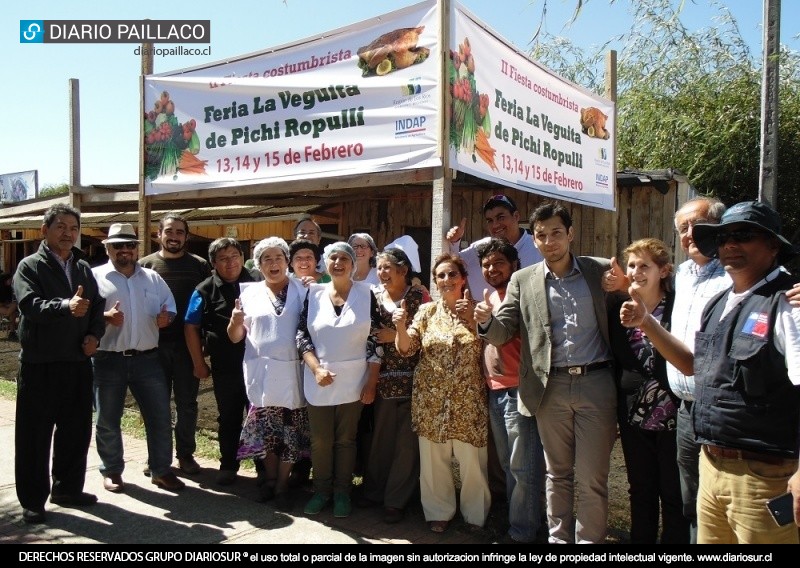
[620,201,800,543]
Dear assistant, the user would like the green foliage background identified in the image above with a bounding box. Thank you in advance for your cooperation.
[530,0,800,240]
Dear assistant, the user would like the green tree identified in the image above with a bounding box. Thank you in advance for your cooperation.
[38,183,70,198]
[530,0,800,239]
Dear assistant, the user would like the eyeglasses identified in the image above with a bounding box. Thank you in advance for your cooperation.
[435,270,460,280]
[296,229,319,237]
[351,243,371,250]
[111,242,137,250]
[714,228,766,246]
[675,219,709,237]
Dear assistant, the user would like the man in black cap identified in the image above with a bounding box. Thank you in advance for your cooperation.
[620,200,800,543]
[446,194,542,297]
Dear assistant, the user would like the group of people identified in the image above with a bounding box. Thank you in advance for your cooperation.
[10,194,800,545]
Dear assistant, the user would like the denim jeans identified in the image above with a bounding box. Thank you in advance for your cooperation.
[93,351,173,477]
[676,401,699,543]
[488,387,545,542]
[158,340,198,459]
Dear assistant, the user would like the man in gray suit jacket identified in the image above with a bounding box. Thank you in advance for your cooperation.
[475,202,617,544]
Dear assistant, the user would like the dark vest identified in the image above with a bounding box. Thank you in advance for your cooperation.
[692,271,800,457]
[195,269,254,373]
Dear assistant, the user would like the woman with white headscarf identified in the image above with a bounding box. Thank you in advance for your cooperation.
[297,241,383,519]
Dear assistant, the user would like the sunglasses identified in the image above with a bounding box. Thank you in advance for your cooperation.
[111,242,137,250]
[435,270,460,280]
[714,228,766,246]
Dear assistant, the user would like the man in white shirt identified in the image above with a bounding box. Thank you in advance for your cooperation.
[446,194,542,297]
[92,223,184,493]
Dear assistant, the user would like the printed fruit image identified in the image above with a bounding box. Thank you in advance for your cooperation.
[448,37,496,171]
[357,26,430,77]
[579,107,610,140]
[144,91,206,180]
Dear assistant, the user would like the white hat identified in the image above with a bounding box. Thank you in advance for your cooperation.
[102,223,140,244]
[385,235,421,272]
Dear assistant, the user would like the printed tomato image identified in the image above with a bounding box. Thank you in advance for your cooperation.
[448,38,497,171]
[143,92,206,180]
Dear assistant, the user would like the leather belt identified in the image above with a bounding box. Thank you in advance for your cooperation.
[115,348,158,357]
[704,444,791,466]
[551,361,612,376]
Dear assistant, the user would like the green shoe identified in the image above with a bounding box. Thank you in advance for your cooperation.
[333,493,352,518]
[304,493,330,515]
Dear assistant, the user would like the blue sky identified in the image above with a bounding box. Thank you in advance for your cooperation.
[3,0,798,190]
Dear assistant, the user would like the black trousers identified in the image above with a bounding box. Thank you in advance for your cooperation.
[15,360,93,511]
[211,371,250,472]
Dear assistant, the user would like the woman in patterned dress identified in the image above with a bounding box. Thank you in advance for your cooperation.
[393,252,490,533]
[227,237,307,510]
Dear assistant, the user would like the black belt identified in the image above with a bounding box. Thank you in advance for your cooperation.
[703,444,792,466]
[551,361,612,376]
[103,348,158,357]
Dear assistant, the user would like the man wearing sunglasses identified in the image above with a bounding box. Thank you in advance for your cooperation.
[619,201,800,543]
[446,194,542,298]
[92,223,184,493]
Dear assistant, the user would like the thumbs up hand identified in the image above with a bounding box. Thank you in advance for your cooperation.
[391,299,408,329]
[602,256,629,293]
[446,217,468,244]
[474,288,495,324]
[106,300,125,327]
[456,288,475,324]
[230,298,245,327]
[156,304,173,329]
[620,286,648,328]
[69,284,90,317]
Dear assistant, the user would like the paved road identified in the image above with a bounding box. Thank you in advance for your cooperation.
[0,397,496,545]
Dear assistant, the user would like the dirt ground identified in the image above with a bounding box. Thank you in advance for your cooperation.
[0,335,631,541]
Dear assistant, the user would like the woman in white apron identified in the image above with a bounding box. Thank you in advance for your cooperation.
[297,242,382,518]
[228,237,307,511]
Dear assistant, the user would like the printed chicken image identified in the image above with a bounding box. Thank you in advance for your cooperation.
[357,26,430,77]
[579,107,610,140]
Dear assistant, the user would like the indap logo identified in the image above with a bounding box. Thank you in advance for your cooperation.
[395,116,427,137]
[20,21,44,43]
[595,173,609,187]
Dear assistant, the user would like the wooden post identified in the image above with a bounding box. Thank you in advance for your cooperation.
[758,0,780,209]
[69,78,82,249]
[139,41,154,255]
[430,0,453,299]
[597,50,619,258]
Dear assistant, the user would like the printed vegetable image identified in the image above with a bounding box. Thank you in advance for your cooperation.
[144,91,206,180]
[357,26,430,77]
[448,38,496,171]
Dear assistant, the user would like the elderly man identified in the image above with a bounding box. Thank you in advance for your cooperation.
[185,237,257,485]
[92,223,184,493]
[13,204,106,523]
[622,201,800,543]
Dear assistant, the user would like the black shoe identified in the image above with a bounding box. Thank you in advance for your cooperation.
[50,492,98,507]
[7,331,18,341]
[22,508,45,524]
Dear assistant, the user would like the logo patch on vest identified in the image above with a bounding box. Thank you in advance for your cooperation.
[741,311,769,338]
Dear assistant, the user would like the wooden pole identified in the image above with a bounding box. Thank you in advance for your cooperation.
[69,78,82,249]
[139,41,154,255]
[430,0,453,299]
[758,0,780,209]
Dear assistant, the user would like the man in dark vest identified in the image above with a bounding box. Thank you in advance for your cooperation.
[620,201,800,543]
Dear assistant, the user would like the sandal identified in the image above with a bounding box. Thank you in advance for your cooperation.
[429,520,449,533]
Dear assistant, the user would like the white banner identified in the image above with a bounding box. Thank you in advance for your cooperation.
[449,4,616,210]
[0,170,38,203]
[143,1,440,195]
